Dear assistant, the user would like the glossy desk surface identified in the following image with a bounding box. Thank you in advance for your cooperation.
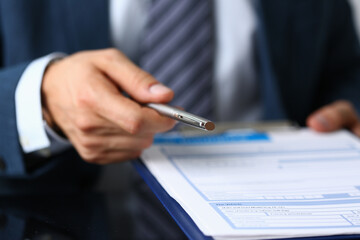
[0,162,187,240]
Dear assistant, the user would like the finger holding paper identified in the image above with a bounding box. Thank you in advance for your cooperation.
[306,100,360,137]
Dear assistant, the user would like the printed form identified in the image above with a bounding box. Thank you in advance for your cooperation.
[141,129,360,239]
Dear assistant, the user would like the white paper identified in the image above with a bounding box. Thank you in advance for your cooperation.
[141,129,360,239]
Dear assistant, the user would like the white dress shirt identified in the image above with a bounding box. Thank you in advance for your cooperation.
[15,0,262,154]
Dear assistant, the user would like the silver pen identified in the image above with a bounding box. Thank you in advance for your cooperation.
[146,103,215,131]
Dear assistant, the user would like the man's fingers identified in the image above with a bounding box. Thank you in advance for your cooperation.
[70,133,154,164]
[351,123,360,137]
[94,151,142,165]
[70,110,128,135]
[41,49,177,165]
[73,133,154,153]
[307,100,359,132]
[94,49,174,103]
[139,106,178,133]
[71,70,175,135]
[94,84,176,134]
[78,147,142,164]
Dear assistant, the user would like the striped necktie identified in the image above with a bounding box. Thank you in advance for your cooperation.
[140,0,214,119]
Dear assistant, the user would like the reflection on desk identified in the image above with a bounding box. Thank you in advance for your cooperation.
[0,169,187,240]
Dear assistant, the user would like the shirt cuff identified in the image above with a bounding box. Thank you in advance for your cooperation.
[43,120,72,156]
[15,53,66,153]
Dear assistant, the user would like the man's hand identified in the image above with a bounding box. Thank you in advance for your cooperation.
[42,49,176,164]
[307,100,360,137]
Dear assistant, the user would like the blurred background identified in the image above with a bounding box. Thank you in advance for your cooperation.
[350,0,360,37]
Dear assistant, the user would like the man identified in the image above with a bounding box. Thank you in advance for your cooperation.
[0,0,359,193]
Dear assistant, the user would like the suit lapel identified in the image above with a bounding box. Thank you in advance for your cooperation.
[64,0,111,53]
[256,0,324,122]
[254,0,288,120]
[282,0,327,122]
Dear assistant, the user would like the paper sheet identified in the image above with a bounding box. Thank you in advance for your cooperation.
[141,129,360,239]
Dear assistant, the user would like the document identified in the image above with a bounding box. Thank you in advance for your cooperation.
[141,129,360,239]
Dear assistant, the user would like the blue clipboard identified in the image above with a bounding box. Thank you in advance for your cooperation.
[133,159,360,240]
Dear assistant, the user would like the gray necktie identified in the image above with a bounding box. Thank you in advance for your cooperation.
[140,0,214,119]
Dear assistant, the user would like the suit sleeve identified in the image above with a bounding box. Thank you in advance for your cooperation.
[0,1,28,177]
[0,14,51,177]
[0,62,31,177]
[0,0,29,177]
[318,0,360,112]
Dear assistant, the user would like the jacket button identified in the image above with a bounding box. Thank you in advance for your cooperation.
[0,157,6,170]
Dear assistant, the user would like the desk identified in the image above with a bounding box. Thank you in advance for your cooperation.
[0,163,187,240]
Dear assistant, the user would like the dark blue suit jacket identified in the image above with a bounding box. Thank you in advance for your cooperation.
[0,0,359,189]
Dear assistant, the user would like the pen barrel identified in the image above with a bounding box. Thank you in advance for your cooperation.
[146,103,215,131]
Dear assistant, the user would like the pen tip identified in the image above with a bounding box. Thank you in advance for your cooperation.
[205,122,215,131]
